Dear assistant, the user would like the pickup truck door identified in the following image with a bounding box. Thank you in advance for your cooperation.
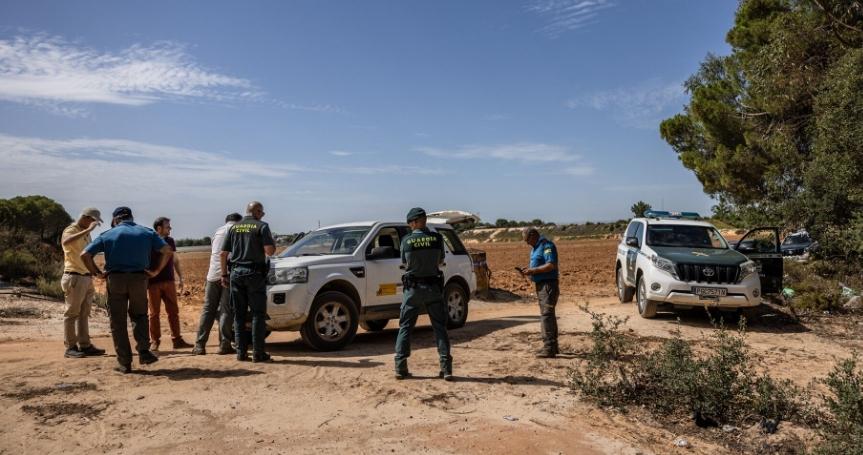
[363,225,406,310]
[733,227,783,294]
[625,222,643,285]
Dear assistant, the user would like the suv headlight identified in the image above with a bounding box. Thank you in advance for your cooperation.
[651,254,679,279]
[739,260,757,280]
[268,267,308,285]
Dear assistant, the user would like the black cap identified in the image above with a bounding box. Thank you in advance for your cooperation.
[406,207,426,222]
[112,206,133,218]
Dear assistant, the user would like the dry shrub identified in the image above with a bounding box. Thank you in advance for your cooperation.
[815,356,863,455]
[569,310,809,428]
[35,277,64,300]
[784,260,863,312]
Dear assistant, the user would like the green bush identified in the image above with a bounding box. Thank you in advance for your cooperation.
[783,260,861,312]
[815,356,863,455]
[35,277,64,300]
[569,307,635,406]
[569,310,807,428]
[0,249,39,280]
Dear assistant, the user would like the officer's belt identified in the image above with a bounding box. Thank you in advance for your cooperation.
[411,276,441,285]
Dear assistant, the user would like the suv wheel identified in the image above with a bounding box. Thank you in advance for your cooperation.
[360,319,389,332]
[300,291,359,351]
[617,265,635,303]
[636,276,658,319]
[444,282,469,329]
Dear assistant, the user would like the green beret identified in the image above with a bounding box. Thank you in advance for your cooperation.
[406,207,426,222]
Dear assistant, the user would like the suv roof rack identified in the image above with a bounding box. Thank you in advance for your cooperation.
[644,210,701,220]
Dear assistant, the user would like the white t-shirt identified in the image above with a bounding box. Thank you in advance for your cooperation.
[207,221,235,282]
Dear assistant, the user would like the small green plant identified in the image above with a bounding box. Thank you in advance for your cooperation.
[569,307,637,406]
[637,324,698,415]
[581,305,631,362]
[35,277,64,299]
[815,355,863,455]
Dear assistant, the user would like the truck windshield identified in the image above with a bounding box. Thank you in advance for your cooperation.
[646,225,728,249]
[280,226,371,257]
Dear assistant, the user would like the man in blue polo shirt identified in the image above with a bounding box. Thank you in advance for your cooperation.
[520,227,560,358]
[81,207,173,373]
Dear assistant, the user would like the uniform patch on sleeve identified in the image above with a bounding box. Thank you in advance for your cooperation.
[544,248,553,255]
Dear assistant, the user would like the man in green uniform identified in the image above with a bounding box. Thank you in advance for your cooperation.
[394,207,453,381]
[219,201,275,362]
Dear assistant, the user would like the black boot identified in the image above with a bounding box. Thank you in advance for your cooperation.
[252,352,272,363]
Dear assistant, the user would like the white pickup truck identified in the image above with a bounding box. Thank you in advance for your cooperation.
[615,211,782,318]
[265,219,477,350]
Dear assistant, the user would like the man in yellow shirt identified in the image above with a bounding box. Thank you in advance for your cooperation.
[61,208,107,358]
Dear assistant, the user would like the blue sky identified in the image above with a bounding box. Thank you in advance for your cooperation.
[0,0,737,237]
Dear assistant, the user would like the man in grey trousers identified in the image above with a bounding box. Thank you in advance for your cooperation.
[193,212,242,355]
[81,206,173,374]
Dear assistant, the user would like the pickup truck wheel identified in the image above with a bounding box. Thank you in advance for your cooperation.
[300,291,359,351]
[617,266,635,303]
[636,276,658,319]
[444,283,469,329]
[360,319,389,332]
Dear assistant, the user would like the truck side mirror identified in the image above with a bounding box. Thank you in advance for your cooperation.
[625,237,639,248]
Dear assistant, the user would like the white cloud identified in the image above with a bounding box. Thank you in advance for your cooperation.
[563,166,595,176]
[527,0,616,36]
[334,165,447,176]
[278,102,346,114]
[0,133,446,235]
[567,79,686,128]
[0,34,258,112]
[329,150,353,157]
[417,143,581,163]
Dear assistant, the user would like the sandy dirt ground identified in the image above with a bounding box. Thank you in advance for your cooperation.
[1,240,861,454]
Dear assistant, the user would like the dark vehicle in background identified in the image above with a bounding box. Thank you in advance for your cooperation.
[781,231,816,257]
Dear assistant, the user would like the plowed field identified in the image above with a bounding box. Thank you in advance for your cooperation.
[171,239,618,308]
[480,239,617,300]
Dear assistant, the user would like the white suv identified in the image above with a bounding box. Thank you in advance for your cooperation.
[614,212,783,318]
[265,220,476,350]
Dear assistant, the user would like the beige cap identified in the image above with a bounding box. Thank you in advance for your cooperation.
[80,207,103,224]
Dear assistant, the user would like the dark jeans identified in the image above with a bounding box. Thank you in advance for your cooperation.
[394,284,452,374]
[230,268,267,354]
[536,280,559,349]
[106,273,150,366]
[195,280,234,348]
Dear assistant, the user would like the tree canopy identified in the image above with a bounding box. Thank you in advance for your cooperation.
[661,0,863,258]
[0,195,72,244]
[630,201,652,218]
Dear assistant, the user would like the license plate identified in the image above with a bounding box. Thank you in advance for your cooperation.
[693,286,728,299]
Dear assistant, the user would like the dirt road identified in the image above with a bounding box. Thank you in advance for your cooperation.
[2,290,861,454]
[2,240,862,454]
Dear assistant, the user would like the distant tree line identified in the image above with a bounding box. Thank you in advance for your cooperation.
[175,237,212,247]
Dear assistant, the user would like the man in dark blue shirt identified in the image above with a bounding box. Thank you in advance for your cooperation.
[81,207,172,373]
[520,227,560,358]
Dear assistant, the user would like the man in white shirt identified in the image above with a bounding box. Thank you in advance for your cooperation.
[192,213,242,355]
